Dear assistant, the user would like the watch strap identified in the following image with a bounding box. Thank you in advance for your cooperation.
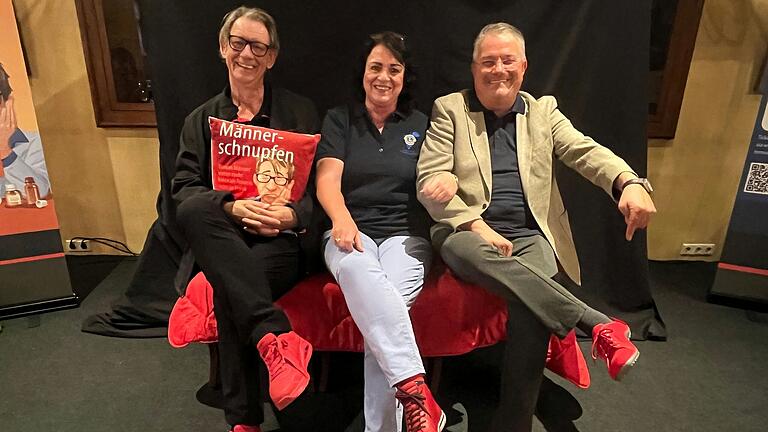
[621,177,653,194]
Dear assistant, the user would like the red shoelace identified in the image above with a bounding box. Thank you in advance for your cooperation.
[591,326,622,360]
[261,339,288,379]
[396,382,430,432]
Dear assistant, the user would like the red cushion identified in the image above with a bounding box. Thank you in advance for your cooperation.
[278,264,508,356]
[169,265,590,388]
[168,265,507,355]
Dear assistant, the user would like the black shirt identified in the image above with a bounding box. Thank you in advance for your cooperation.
[315,103,431,239]
[474,92,542,239]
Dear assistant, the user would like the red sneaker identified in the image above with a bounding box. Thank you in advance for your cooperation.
[591,319,639,381]
[546,331,591,389]
[395,375,446,432]
[257,331,313,410]
[232,425,261,432]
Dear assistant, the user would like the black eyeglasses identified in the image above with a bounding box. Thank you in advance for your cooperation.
[228,35,271,57]
[256,173,289,186]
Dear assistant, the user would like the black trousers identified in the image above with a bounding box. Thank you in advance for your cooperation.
[177,195,302,426]
[441,232,588,432]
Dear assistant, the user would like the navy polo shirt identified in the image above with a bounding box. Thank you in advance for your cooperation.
[471,91,542,239]
[315,103,431,239]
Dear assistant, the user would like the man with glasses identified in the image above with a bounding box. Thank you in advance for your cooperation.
[417,23,657,430]
[172,6,319,432]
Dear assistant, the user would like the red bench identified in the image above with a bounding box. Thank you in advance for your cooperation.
[169,264,590,392]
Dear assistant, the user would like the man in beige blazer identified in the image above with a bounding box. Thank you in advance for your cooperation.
[417,23,657,431]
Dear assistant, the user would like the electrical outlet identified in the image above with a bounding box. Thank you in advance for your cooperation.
[680,243,715,256]
[65,239,91,252]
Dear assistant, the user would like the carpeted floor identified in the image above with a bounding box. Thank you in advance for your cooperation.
[0,258,766,431]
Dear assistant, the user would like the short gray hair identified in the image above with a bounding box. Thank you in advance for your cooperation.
[218,6,280,52]
[472,23,526,60]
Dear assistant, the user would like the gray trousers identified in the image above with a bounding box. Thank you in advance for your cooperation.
[440,232,588,432]
[324,231,432,432]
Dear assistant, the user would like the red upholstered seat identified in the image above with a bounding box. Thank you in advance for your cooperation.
[168,264,590,389]
[278,264,508,356]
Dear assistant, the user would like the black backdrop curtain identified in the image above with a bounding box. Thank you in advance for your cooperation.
[84,0,666,340]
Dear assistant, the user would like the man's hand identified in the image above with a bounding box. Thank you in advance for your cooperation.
[462,219,513,257]
[618,184,656,241]
[224,200,296,237]
[331,216,364,253]
[420,172,458,204]
[259,204,298,231]
[0,96,17,159]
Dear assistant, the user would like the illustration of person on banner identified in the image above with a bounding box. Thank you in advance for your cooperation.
[1,62,51,203]
[170,6,321,432]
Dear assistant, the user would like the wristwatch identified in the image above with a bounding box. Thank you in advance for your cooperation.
[621,177,653,194]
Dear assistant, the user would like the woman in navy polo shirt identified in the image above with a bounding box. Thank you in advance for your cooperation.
[315,32,445,432]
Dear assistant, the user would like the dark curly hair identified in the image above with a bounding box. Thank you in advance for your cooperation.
[0,63,12,102]
[354,31,417,113]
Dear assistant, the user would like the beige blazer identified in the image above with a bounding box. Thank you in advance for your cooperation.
[416,90,634,285]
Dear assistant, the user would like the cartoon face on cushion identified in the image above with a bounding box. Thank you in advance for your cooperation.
[253,157,295,205]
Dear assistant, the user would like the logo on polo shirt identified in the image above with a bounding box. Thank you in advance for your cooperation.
[401,131,420,156]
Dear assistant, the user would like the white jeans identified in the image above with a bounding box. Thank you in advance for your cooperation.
[323,231,432,432]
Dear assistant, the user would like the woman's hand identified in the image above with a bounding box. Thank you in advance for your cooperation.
[331,216,364,253]
[316,157,363,252]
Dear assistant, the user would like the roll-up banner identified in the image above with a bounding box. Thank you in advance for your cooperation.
[710,75,768,304]
[0,0,77,319]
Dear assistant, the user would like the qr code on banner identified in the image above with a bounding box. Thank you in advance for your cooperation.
[744,162,768,195]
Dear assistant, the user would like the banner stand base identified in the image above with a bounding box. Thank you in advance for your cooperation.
[709,265,768,311]
[0,294,80,320]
